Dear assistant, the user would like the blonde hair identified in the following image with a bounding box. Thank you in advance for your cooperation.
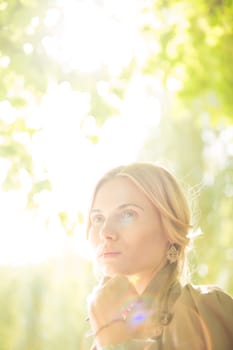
[87,162,192,285]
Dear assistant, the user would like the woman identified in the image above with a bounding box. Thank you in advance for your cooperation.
[86,162,233,350]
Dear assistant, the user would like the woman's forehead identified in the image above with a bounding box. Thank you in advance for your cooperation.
[92,176,154,210]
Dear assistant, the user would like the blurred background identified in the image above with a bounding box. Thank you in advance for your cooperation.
[0,0,232,349]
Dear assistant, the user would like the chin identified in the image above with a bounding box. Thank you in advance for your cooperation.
[100,265,127,277]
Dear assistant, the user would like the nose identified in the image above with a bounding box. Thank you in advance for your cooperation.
[99,217,118,241]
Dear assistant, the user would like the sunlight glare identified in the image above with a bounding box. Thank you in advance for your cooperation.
[0,1,164,265]
[43,0,143,73]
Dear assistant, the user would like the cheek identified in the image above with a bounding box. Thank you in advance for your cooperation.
[126,230,152,252]
[131,230,167,257]
[150,230,167,250]
[88,227,100,246]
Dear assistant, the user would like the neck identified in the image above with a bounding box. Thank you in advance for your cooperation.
[128,259,167,294]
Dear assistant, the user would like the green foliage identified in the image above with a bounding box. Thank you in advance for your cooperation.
[0,0,54,100]
[0,257,95,350]
[142,0,233,124]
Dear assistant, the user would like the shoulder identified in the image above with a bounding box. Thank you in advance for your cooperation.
[173,283,233,331]
[171,282,233,314]
[180,283,233,307]
[166,284,233,349]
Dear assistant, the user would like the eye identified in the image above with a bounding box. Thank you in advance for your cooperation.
[122,210,134,218]
[119,210,137,224]
[90,214,105,226]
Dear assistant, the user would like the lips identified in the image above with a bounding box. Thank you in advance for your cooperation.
[101,252,121,258]
[97,248,121,259]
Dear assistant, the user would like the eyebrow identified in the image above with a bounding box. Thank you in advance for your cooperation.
[118,203,144,211]
[90,203,144,214]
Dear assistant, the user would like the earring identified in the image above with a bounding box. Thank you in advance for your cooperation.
[167,244,179,263]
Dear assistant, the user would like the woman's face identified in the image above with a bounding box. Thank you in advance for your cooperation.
[88,176,168,277]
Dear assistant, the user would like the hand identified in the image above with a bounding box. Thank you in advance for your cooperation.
[87,275,139,345]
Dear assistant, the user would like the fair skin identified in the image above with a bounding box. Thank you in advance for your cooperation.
[87,176,169,346]
[89,176,168,294]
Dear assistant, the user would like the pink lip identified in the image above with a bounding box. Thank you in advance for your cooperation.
[98,251,121,259]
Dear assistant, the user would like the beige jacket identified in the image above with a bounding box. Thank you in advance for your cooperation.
[90,265,233,350]
[161,283,233,349]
